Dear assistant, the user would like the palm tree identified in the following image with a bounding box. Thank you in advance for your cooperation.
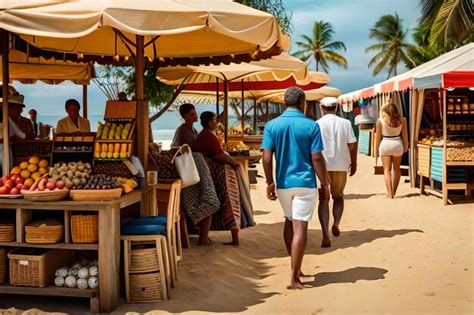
[419,0,472,49]
[293,21,347,73]
[366,13,416,78]
[406,22,443,68]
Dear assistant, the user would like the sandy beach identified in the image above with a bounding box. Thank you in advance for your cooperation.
[1,154,472,314]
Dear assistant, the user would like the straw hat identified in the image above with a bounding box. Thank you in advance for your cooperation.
[6,95,26,108]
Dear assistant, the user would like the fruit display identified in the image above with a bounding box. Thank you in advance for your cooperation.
[96,121,133,140]
[94,142,130,160]
[25,174,68,192]
[72,174,122,190]
[228,125,253,136]
[228,141,250,156]
[93,161,134,178]
[48,161,92,188]
[419,135,443,146]
[114,177,138,193]
[54,145,92,153]
[0,156,49,196]
[149,144,179,179]
[54,259,99,290]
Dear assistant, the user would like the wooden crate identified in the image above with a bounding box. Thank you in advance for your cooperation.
[417,144,431,177]
[9,249,74,287]
[105,101,137,119]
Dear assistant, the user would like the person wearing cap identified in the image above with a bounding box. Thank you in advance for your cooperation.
[56,99,90,134]
[316,97,358,247]
[262,87,330,290]
[8,94,35,140]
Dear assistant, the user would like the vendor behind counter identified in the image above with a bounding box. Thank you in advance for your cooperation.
[56,99,90,134]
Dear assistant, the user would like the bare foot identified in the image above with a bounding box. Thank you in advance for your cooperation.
[286,280,305,290]
[321,237,331,248]
[298,270,307,277]
[332,225,340,237]
[197,239,212,246]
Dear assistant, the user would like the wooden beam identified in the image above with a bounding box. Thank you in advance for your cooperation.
[241,79,245,135]
[82,85,88,118]
[224,80,229,145]
[253,98,257,135]
[135,35,148,170]
[2,30,10,176]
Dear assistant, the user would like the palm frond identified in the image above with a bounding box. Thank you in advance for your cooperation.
[323,51,348,68]
[323,41,347,52]
[429,0,472,48]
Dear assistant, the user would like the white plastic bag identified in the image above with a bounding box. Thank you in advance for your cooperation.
[171,144,200,188]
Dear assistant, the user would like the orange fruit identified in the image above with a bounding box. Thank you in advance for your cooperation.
[28,156,40,165]
[31,172,41,181]
[20,170,31,179]
[27,164,38,173]
[24,178,34,188]
[38,159,49,168]
[38,167,48,175]
[19,161,29,170]
[10,166,21,175]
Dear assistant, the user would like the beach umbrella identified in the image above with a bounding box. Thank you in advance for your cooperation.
[0,0,289,175]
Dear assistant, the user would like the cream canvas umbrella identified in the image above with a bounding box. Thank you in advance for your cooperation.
[257,86,342,103]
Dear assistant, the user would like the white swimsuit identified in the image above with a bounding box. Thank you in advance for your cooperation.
[379,118,404,157]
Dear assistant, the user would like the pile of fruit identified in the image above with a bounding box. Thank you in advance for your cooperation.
[93,162,133,178]
[54,259,99,290]
[228,141,250,152]
[96,121,132,140]
[94,142,129,159]
[26,174,68,192]
[419,136,443,146]
[71,174,122,190]
[0,156,49,196]
[115,177,138,193]
[48,161,92,188]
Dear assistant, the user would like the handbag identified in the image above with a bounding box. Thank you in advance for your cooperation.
[171,144,200,188]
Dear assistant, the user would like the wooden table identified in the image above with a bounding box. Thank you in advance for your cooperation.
[0,190,143,313]
[233,154,262,189]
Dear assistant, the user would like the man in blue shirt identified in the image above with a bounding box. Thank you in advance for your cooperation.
[262,87,330,290]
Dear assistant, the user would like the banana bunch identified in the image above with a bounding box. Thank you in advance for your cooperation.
[96,121,132,140]
[94,142,130,159]
[114,177,138,193]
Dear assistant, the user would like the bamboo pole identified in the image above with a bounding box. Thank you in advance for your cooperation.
[1,30,10,176]
[82,85,88,118]
[253,98,257,135]
[135,35,148,170]
[216,78,219,115]
[241,79,245,136]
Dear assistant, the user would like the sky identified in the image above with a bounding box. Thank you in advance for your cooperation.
[13,0,421,117]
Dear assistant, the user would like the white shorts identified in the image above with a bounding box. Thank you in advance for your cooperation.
[277,188,318,222]
[379,137,404,157]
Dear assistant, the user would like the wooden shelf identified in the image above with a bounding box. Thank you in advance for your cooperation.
[0,284,98,298]
[0,242,98,250]
[53,150,93,154]
[446,161,474,166]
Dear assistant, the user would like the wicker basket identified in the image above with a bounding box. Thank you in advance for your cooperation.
[130,248,159,273]
[129,272,164,302]
[21,189,69,202]
[69,188,123,201]
[71,215,98,244]
[0,248,7,284]
[8,248,74,287]
[25,219,63,244]
[0,222,15,242]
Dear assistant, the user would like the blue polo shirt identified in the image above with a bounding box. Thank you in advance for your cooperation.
[261,108,324,189]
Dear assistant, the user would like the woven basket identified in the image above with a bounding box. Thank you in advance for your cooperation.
[130,248,159,273]
[0,222,15,242]
[0,248,7,284]
[69,188,123,201]
[9,248,74,287]
[71,215,98,244]
[129,272,163,302]
[25,219,63,244]
[21,189,69,202]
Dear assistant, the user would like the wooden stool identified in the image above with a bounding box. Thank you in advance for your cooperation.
[121,235,171,302]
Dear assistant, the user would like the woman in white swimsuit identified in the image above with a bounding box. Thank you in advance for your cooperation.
[375,103,408,198]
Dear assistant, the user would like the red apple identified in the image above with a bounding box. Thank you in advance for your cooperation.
[44,188,51,192]
[10,188,19,195]
[15,177,24,184]
[5,180,15,189]
[10,174,18,182]
[65,182,73,189]
[1,175,10,183]
[46,182,56,190]
[0,186,9,194]
[16,183,24,190]
[55,180,65,190]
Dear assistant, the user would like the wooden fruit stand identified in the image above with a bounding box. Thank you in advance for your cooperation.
[0,190,143,312]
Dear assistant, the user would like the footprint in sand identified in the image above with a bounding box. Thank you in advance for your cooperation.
[424,292,436,297]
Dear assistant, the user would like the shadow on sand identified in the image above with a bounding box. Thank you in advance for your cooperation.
[303,266,388,287]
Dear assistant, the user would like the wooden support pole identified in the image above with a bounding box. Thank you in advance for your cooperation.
[253,98,257,135]
[82,85,88,119]
[135,35,148,170]
[1,30,10,176]
[216,78,219,116]
[223,80,229,145]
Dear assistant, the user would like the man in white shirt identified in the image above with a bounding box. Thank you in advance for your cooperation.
[56,99,90,134]
[316,97,358,247]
